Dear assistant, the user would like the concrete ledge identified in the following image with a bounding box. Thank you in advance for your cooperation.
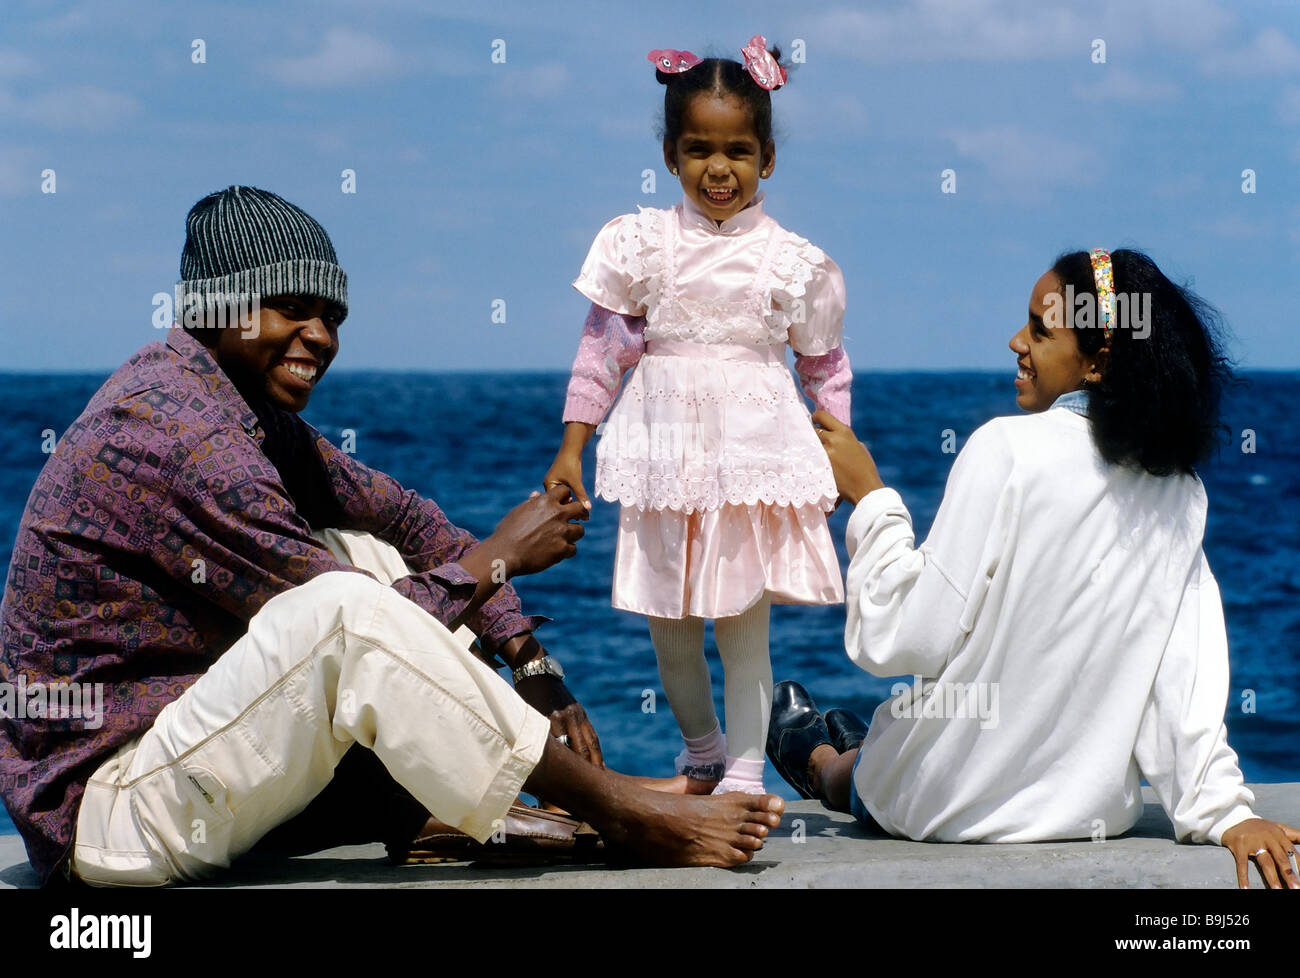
[3,784,1295,889]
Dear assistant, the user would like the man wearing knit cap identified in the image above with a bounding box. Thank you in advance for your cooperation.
[0,186,785,886]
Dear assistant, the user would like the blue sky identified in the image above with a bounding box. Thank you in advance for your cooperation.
[3,0,1298,372]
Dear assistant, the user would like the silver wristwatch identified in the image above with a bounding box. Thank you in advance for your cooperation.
[511,655,564,683]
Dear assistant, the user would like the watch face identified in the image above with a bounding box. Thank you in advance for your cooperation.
[517,656,563,681]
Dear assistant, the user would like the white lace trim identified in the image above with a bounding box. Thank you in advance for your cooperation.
[766,231,828,332]
[613,208,666,315]
[616,382,788,409]
[594,463,838,513]
[646,296,786,346]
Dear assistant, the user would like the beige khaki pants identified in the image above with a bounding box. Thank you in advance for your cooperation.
[71,530,550,886]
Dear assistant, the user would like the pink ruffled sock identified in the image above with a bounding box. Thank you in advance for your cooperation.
[712,755,766,794]
[676,723,726,781]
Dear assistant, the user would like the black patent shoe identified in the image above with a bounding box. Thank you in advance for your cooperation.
[766,680,833,799]
[824,708,869,753]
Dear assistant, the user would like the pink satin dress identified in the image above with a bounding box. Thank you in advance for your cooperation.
[562,192,851,619]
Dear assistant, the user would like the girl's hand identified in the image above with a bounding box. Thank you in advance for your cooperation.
[477,485,589,578]
[1221,818,1300,888]
[812,410,884,506]
[543,450,592,510]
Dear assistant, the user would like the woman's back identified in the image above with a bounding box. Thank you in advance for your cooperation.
[846,402,1253,843]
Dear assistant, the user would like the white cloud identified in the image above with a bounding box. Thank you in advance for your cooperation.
[945,123,1098,199]
[1201,26,1300,76]
[1150,171,1207,199]
[1278,86,1300,125]
[489,61,571,100]
[1193,212,1270,240]
[93,203,134,224]
[0,85,140,131]
[270,28,408,87]
[804,0,1280,70]
[778,89,869,139]
[807,0,1085,64]
[0,50,39,78]
[0,145,44,197]
[29,3,96,37]
[1071,67,1180,103]
[1121,0,1237,50]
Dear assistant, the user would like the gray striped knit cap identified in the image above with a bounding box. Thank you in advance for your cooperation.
[177,185,347,325]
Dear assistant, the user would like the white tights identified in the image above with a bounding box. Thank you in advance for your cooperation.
[647,594,772,791]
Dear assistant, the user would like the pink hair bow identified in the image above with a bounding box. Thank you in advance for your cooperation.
[648,48,702,74]
[741,34,786,90]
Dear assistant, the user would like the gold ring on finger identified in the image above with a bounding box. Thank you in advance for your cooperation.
[1252,847,1267,856]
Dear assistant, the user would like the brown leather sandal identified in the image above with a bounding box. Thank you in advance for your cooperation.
[387,803,605,866]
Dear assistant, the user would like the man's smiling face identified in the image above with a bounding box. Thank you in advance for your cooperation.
[205,295,344,412]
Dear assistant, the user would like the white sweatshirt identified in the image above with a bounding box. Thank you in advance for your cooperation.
[845,403,1256,844]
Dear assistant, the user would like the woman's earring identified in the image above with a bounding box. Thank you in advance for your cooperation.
[671,166,679,175]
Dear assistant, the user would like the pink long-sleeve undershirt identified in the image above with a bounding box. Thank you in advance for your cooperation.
[562,303,852,426]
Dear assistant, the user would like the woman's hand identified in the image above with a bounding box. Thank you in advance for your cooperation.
[1221,818,1300,888]
[812,410,885,506]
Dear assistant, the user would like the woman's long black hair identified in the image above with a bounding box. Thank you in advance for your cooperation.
[1051,249,1235,476]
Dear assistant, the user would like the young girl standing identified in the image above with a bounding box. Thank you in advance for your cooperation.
[544,37,852,795]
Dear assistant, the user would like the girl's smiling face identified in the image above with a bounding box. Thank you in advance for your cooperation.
[1008,269,1107,412]
[664,92,774,225]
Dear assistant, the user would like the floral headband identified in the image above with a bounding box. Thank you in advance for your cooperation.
[647,34,788,90]
[1089,248,1116,342]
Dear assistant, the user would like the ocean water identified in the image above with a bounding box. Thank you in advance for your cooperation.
[1,370,1297,839]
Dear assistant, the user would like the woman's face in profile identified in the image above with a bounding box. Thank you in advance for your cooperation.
[1008,270,1103,412]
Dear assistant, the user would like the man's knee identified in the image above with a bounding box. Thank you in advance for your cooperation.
[248,570,389,659]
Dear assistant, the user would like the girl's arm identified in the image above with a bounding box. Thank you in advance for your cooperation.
[794,346,852,424]
[545,303,646,507]
[560,303,646,425]
[784,251,851,424]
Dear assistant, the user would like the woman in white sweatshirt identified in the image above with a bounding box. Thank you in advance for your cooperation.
[769,248,1299,888]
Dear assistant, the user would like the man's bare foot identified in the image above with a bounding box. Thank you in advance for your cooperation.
[629,774,719,795]
[523,737,784,867]
[591,786,785,867]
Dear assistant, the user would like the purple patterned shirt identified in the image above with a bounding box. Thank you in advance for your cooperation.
[0,328,544,883]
